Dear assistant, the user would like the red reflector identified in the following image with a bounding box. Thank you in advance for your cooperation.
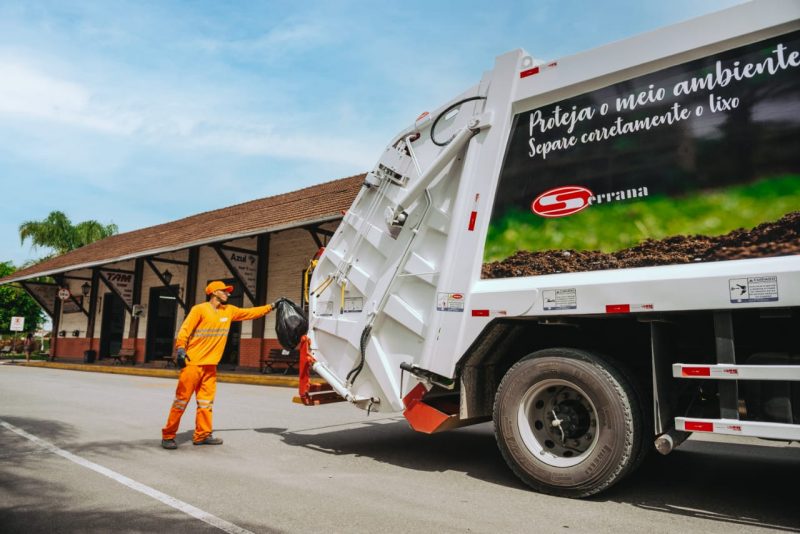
[682,366,711,377]
[684,421,714,432]
[471,310,490,317]
[520,67,540,78]
[606,304,630,314]
[468,211,477,231]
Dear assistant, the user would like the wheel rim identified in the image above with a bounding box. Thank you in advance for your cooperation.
[516,379,599,468]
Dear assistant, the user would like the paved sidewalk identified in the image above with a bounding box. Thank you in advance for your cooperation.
[1,359,318,388]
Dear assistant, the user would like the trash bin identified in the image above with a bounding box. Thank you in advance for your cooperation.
[83,350,97,363]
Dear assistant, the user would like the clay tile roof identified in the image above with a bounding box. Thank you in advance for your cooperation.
[1,174,365,284]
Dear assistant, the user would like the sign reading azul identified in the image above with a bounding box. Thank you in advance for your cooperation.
[224,249,258,296]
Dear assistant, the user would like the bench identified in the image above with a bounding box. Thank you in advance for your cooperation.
[260,348,299,375]
[111,348,136,365]
[0,346,12,355]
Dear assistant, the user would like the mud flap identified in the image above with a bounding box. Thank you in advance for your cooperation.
[402,383,463,433]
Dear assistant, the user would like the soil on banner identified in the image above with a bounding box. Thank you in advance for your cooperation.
[482,212,800,278]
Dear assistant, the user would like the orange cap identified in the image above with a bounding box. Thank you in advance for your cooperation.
[205,281,234,295]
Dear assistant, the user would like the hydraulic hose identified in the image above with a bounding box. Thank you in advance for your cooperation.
[346,323,372,385]
[430,96,487,146]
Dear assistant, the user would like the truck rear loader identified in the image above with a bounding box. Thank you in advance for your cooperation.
[298,0,800,498]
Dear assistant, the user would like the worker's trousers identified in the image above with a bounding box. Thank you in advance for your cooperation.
[162,364,217,442]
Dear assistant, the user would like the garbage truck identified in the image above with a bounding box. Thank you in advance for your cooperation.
[298,0,800,498]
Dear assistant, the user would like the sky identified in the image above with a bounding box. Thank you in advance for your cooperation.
[0,0,747,267]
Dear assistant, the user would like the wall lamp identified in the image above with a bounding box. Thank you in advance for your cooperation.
[81,282,91,297]
[163,269,173,285]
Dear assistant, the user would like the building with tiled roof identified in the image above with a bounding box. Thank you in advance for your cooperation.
[0,174,364,369]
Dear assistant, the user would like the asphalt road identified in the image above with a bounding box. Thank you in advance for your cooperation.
[1,364,798,534]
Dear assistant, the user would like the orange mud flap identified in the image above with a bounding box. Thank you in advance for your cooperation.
[402,383,464,434]
[292,336,345,406]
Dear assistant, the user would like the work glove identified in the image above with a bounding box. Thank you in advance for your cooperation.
[176,347,187,369]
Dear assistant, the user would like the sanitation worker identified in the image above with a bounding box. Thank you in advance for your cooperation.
[161,281,279,449]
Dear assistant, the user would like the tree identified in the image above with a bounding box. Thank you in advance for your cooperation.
[19,211,118,258]
[0,262,43,333]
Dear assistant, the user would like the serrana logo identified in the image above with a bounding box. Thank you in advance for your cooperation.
[531,186,593,217]
[532,185,649,218]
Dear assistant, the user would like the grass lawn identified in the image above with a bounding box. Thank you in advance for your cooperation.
[485,174,800,262]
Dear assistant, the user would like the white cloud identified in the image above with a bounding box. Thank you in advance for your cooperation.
[0,55,374,169]
[179,117,374,167]
[194,22,334,60]
[0,58,140,134]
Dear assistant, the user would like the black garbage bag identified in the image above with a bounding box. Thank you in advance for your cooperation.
[275,299,308,350]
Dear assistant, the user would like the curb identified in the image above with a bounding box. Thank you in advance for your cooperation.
[10,361,320,388]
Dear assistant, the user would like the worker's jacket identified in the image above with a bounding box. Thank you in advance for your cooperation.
[176,301,273,366]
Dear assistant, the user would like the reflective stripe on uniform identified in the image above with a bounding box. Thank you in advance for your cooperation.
[191,328,229,339]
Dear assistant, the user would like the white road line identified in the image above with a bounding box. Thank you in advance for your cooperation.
[0,419,254,534]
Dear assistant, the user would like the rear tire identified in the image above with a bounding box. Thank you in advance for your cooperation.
[493,348,644,498]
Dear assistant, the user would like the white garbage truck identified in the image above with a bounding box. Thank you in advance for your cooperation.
[300,0,800,497]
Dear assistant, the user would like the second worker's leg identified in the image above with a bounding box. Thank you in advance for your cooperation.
[162,366,201,447]
[192,365,220,444]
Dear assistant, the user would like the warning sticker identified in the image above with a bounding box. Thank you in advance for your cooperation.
[543,288,577,311]
[437,292,465,312]
[343,297,364,313]
[316,301,334,316]
[729,276,778,303]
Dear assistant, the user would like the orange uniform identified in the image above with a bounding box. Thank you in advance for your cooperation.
[162,301,273,443]
[177,301,272,366]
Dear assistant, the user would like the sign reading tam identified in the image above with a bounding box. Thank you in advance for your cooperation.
[100,270,134,308]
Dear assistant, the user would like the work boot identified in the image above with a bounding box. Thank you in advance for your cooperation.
[161,439,177,450]
[193,434,223,446]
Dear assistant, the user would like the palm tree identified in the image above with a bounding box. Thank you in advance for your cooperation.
[19,211,118,257]
[73,220,119,249]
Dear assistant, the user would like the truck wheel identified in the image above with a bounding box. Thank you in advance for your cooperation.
[493,348,644,498]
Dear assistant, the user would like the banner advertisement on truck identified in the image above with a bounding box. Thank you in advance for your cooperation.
[484,31,800,278]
